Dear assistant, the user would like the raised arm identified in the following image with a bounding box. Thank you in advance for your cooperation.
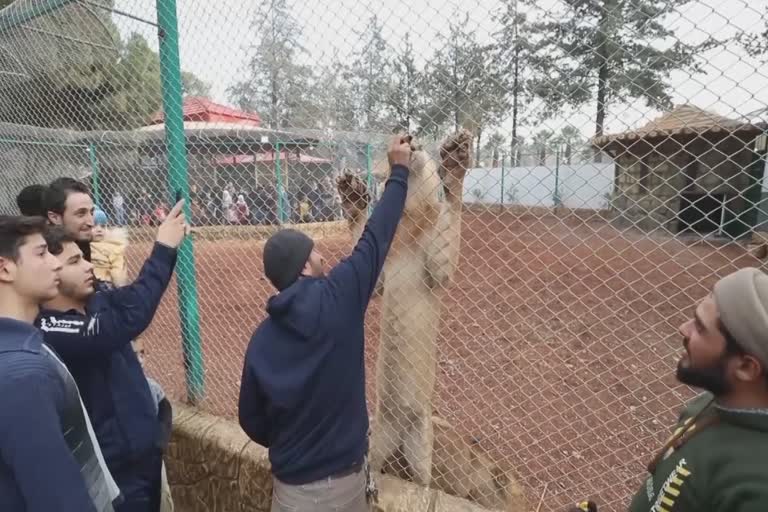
[38,242,177,359]
[325,136,412,313]
[39,200,189,360]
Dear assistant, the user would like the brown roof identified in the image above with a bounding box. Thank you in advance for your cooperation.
[592,104,764,146]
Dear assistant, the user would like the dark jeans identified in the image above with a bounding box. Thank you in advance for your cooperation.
[113,448,163,512]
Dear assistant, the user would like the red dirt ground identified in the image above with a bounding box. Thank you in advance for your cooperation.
[128,207,760,511]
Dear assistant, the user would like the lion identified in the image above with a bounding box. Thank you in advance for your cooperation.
[380,416,527,511]
[337,130,472,488]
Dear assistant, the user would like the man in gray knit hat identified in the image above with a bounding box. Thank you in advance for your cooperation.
[571,267,768,512]
[239,135,413,511]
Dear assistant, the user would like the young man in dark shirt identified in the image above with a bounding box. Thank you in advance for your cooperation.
[0,215,118,511]
[238,135,411,511]
[37,201,188,512]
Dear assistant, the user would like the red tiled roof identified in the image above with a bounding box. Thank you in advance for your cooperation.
[150,96,261,125]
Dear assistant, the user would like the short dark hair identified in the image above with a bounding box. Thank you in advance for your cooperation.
[43,225,76,257]
[43,177,90,215]
[16,184,47,217]
[0,215,48,261]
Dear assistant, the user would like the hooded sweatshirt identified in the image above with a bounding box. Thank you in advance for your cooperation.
[629,392,768,512]
[238,164,409,485]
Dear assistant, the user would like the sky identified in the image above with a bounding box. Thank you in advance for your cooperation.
[112,0,768,144]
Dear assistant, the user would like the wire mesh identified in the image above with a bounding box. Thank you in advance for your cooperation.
[1,0,767,510]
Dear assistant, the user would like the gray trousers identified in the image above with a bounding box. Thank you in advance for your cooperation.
[271,468,371,512]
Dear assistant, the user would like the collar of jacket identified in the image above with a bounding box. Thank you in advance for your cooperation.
[715,403,768,432]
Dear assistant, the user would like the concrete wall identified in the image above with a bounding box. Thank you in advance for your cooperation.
[165,402,525,512]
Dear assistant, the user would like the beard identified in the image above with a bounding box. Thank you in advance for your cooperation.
[676,338,731,395]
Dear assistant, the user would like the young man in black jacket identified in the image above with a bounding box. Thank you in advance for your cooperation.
[238,135,412,511]
[37,201,188,512]
[0,215,119,512]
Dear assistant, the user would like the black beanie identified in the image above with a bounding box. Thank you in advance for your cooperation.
[263,229,315,291]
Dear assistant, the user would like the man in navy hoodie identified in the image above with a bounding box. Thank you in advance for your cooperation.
[0,215,119,511]
[238,135,412,511]
[36,200,188,512]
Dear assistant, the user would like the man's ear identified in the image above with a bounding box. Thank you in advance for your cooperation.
[47,211,61,225]
[0,256,15,284]
[734,355,764,384]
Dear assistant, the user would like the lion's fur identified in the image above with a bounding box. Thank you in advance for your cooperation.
[340,131,471,488]
[380,416,527,511]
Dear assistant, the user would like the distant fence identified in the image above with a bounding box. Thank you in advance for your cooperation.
[464,162,615,210]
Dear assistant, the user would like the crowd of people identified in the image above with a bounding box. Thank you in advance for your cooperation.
[1,135,768,512]
[101,177,343,230]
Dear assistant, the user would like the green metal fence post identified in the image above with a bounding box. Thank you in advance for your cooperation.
[88,143,101,207]
[275,141,286,223]
[366,143,373,214]
[157,0,205,403]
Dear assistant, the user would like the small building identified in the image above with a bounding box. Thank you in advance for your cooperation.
[593,104,766,239]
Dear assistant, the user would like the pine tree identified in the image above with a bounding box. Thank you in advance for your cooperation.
[420,12,509,150]
[495,0,540,166]
[529,0,714,160]
[227,0,315,129]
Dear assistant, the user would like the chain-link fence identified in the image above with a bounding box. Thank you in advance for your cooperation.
[1,0,768,510]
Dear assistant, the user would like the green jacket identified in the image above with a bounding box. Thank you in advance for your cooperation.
[629,392,768,512]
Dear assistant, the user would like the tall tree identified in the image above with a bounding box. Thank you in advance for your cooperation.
[510,135,525,167]
[419,12,509,146]
[555,125,583,165]
[350,15,394,131]
[0,23,207,131]
[227,0,315,129]
[98,33,162,129]
[93,33,208,130]
[738,9,768,60]
[388,33,424,133]
[484,132,506,167]
[530,0,714,160]
[495,0,540,166]
[181,72,211,98]
[531,129,553,166]
[311,55,357,132]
